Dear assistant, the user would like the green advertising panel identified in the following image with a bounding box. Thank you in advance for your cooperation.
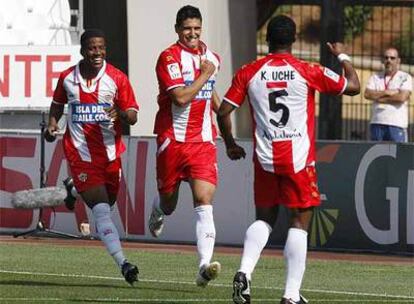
[269,142,414,255]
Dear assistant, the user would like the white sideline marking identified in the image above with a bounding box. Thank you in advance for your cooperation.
[1,298,414,303]
[0,269,413,300]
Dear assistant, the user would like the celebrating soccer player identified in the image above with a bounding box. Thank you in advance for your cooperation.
[217,15,360,304]
[148,5,222,287]
[46,29,139,286]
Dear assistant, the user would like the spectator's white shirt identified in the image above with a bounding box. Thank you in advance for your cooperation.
[367,70,412,128]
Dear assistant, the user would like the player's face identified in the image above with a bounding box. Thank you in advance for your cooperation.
[176,18,202,49]
[81,37,106,71]
[383,49,400,74]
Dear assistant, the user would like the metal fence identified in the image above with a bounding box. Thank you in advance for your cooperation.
[257,0,414,141]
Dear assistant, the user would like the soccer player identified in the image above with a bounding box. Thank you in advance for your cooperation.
[148,5,221,287]
[217,16,360,304]
[46,29,139,285]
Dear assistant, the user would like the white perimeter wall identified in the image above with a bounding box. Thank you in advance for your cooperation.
[0,135,255,245]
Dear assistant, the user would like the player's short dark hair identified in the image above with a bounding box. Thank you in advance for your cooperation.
[80,29,105,48]
[176,5,202,27]
[266,15,296,46]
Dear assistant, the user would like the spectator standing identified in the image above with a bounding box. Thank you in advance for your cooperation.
[364,47,412,142]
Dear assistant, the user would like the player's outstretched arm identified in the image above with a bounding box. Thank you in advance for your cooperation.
[327,42,360,96]
[217,101,246,160]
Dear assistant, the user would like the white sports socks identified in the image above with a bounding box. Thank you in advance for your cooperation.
[283,228,308,302]
[239,220,272,280]
[194,205,216,268]
[92,203,126,268]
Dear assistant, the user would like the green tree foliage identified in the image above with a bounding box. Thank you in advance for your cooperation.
[344,6,373,40]
[394,11,414,64]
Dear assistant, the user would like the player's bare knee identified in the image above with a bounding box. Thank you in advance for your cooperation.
[289,214,312,231]
[192,190,215,206]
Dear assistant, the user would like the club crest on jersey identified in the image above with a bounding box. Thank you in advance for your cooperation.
[78,173,88,182]
[71,103,111,123]
[104,94,114,103]
[167,63,182,80]
[323,67,340,82]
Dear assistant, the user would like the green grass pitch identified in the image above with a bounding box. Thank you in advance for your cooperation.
[0,241,413,303]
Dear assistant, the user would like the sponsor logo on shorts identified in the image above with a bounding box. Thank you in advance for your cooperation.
[78,173,88,182]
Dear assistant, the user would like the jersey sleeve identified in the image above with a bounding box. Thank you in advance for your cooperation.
[304,63,347,95]
[156,50,185,92]
[365,74,377,90]
[52,72,68,104]
[401,73,413,92]
[223,66,249,107]
[115,74,139,112]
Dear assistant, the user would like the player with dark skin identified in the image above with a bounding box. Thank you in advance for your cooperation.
[45,30,139,285]
[46,35,137,207]
[221,40,359,232]
[218,15,359,304]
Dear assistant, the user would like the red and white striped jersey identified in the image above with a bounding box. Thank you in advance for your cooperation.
[154,41,220,142]
[53,61,139,164]
[224,53,347,174]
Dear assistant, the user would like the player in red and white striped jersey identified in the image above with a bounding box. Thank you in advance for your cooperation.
[46,29,139,285]
[149,5,222,287]
[217,16,360,304]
